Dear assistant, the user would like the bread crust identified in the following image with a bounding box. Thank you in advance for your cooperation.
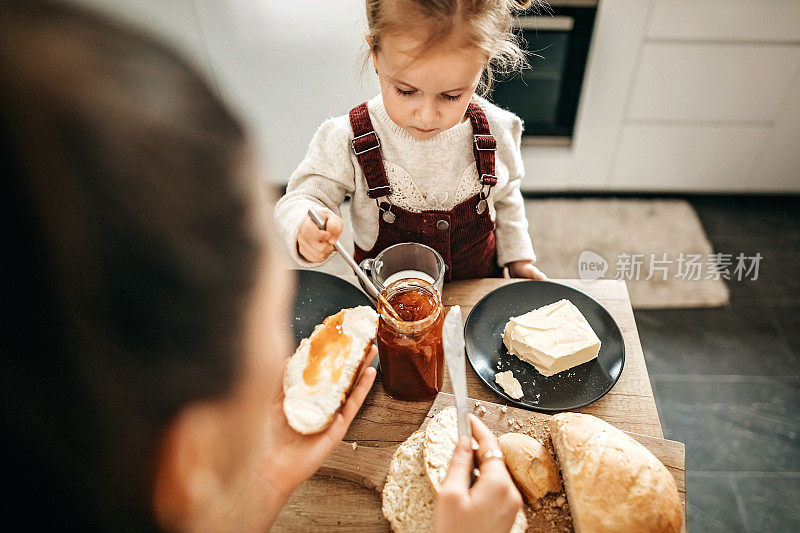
[499,432,562,504]
[549,413,683,533]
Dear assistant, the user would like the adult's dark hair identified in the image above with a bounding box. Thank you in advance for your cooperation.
[0,0,264,529]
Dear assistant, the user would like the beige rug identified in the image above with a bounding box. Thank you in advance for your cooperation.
[315,198,730,309]
[526,198,729,309]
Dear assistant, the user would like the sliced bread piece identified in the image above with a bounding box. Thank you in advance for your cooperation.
[422,407,459,493]
[381,431,436,532]
[549,413,683,533]
[423,407,528,533]
[498,432,562,504]
[283,306,378,435]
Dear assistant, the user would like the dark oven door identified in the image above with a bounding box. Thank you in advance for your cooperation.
[491,6,597,138]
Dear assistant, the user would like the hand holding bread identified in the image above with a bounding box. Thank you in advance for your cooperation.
[263,345,377,500]
[269,306,379,499]
[383,407,527,533]
[283,306,378,434]
[433,415,525,533]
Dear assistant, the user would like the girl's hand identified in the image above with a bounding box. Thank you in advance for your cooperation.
[296,211,343,263]
[507,260,548,280]
[262,346,377,500]
[433,415,523,533]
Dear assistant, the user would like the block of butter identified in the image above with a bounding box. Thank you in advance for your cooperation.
[502,299,601,377]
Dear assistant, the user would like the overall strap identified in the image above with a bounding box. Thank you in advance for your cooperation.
[348,103,392,199]
[466,102,497,188]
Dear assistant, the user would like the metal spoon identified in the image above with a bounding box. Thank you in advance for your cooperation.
[307,208,402,321]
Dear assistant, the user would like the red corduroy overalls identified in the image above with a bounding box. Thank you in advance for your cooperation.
[349,102,503,281]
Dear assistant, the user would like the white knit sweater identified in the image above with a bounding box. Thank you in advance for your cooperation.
[274,94,536,268]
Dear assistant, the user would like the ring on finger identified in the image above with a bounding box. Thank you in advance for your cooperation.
[479,448,504,463]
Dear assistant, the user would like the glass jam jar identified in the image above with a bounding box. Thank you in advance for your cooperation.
[377,278,445,401]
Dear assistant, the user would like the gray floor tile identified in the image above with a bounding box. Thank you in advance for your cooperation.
[711,235,800,306]
[773,306,800,361]
[651,378,800,472]
[734,474,800,532]
[685,473,747,533]
[690,196,800,239]
[636,307,799,377]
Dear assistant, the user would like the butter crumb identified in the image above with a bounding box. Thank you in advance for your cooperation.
[501,405,508,413]
[494,370,524,399]
[351,441,357,450]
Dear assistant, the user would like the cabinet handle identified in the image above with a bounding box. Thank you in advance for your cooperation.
[515,15,574,32]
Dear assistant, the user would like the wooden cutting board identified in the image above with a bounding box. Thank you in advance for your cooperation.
[317,392,686,532]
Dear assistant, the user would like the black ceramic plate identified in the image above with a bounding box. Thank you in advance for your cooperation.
[287,269,379,368]
[464,280,624,412]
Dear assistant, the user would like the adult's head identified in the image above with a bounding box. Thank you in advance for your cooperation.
[0,0,292,530]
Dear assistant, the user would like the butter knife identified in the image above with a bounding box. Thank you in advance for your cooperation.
[442,305,471,441]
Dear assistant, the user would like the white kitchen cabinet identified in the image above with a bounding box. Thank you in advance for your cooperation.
[611,124,770,191]
[540,0,800,192]
[751,65,800,191]
[568,0,652,189]
[647,0,800,42]
[628,42,800,123]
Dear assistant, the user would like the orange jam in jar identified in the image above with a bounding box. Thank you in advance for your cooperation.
[377,279,444,401]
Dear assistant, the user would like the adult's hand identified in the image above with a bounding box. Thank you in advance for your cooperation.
[262,346,376,502]
[433,414,523,533]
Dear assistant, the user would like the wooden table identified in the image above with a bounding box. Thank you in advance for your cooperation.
[275,278,669,530]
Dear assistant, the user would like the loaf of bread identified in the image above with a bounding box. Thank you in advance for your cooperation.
[498,432,562,504]
[283,306,378,435]
[549,413,683,533]
[422,407,528,533]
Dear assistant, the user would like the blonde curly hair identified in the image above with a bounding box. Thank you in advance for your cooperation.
[364,0,549,95]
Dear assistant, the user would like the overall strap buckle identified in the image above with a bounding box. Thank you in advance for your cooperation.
[351,131,381,155]
[368,185,392,197]
[480,174,498,187]
[473,134,496,151]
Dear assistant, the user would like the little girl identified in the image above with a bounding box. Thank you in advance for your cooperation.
[275,0,547,281]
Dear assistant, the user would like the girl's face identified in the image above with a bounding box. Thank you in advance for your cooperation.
[372,31,486,140]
